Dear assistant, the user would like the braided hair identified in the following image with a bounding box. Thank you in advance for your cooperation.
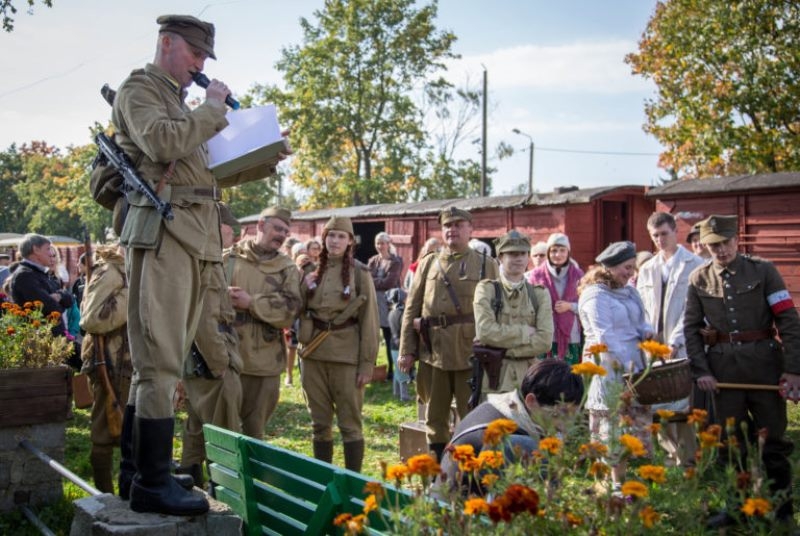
[307,228,354,301]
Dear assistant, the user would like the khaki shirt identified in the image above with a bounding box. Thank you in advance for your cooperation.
[226,240,302,376]
[400,248,499,370]
[191,262,242,377]
[79,254,130,377]
[685,254,800,378]
[112,63,275,259]
[299,257,379,377]
[473,279,553,358]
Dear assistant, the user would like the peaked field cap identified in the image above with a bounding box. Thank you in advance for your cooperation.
[547,232,571,251]
[217,202,238,227]
[439,207,472,225]
[686,221,702,243]
[699,215,738,245]
[157,15,216,59]
[259,206,292,225]
[596,241,636,267]
[324,216,354,236]
[494,229,531,255]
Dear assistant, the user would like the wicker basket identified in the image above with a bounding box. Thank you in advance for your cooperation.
[623,358,692,405]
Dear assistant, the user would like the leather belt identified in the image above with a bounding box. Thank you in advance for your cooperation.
[312,317,358,331]
[424,313,474,328]
[170,185,221,201]
[716,328,776,344]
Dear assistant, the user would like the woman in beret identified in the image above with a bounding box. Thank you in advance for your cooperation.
[577,241,654,491]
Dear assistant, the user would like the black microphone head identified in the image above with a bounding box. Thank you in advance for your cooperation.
[190,71,210,88]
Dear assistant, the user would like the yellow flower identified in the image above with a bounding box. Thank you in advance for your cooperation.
[333,513,352,526]
[362,481,384,500]
[346,514,366,534]
[564,512,582,526]
[639,505,660,528]
[699,431,723,449]
[584,343,608,356]
[362,494,378,514]
[621,480,649,499]
[451,444,475,462]
[483,419,518,446]
[687,409,708,425]
[619,434,647,457]
[538,437,562,455]
[639,340,671,359]
[464,497,490,516]
[648,423,661,435]
[406,454,440,478]
[385,464,409,482]
[476,450,504,469]
[481,473,499,488]
[684,467,696,480]
[588,461,610,478]
[637,465,666,484]
[655,409,675,420]
[741,497,772,517]
[579,441,608,459]
[571,362,607,377]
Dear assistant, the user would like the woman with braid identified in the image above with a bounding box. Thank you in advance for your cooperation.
[297,216,379,472]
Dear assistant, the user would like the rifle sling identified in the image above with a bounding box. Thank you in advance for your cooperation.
[435,257,463,315]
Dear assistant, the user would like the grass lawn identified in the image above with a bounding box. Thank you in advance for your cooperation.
[2,361,800,534]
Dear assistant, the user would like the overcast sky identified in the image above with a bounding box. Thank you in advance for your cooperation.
[0,0,664,197]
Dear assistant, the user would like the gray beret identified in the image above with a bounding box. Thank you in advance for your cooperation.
[596,241,636,267]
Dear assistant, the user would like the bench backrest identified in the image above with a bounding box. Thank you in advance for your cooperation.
[204,424,414,535]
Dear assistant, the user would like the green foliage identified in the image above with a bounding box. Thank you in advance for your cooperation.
[0,143,29,232]
[1,0,53,32]
[626,0,800,178]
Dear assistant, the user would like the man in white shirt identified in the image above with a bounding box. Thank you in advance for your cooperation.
[636,212,705,467]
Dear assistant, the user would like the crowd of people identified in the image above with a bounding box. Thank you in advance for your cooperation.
[2,13,797,529]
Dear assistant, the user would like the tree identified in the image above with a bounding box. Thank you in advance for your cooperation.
[626,0,800,178]
[263,0,458,207]
[0,144,30,232]
[1,0,53,31]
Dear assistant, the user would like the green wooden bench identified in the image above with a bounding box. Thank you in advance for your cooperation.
[203,424,415,535]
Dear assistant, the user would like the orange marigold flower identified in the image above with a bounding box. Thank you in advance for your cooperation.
[481,473,499,488]
[502,484,539,516]
[564,512,582,526]
[699,431,723,449]
[48,311,61,323]
[584,343,608,356]
[579,441,608,459]
[736,471,751,491]
[451,444,475,462]
[363,481,384,499]
[487,497,512,523]
[464,497,490,516]
[459,457,482,473]
[648,423,661,435]
[6,326,15,335]
[725,416,737,434]
[620,415,634,427]
[655,409,675,420]
[637,465,666,484]
[639,340,671,359]
[385,464,409,482]
[741,497,772,517]
[1,302,13,309]
[23,301,33,309]
[346,514,366,534]
[538,437,562,455]
[687,409,708,425]
[333,513,352,526]
[588,461,610,478]
[362,494,378,514]
[406,454,440,478]
[621,480,648,499]
[477,450,504,469]
[619,434,647,457]
[684,467,696,480]
[571,362,607,377]
[33,300,43,308]
[639,505,660,528]
[483,419,518,446]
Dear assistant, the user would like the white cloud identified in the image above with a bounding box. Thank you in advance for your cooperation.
[447,40,651,94]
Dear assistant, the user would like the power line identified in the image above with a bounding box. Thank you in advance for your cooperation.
[536,146,659,157]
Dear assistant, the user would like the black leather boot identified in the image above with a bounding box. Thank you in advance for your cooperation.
[428,443,446,463]
[129,417,209,516]
[313,440,334,463]
[118,405,193,500]
[343,440,364,473]
[176,463,205,489]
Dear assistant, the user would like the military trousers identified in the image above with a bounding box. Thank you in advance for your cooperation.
[126,232,212,418]
[240,374,280,440]
[417,361,471,444]
[181,369,243,466]
[301,359,364,443]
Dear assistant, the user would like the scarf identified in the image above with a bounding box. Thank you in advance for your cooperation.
[529,261,582,358]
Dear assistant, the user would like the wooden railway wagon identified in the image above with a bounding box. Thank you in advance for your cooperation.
[646,172,800,307]
[240,184,653,277]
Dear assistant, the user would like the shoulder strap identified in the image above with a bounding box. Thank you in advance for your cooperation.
[525,282,538,312]
[491,280,503,319]
[435,257,463,314]
[225,254,236,285]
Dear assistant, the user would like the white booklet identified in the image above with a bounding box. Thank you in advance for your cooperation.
[206,105,288,179]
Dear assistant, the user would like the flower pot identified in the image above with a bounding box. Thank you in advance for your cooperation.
[0,365,72,428]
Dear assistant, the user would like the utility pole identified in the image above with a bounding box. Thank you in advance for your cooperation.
[481,66,488,197]
[512,128,534,195]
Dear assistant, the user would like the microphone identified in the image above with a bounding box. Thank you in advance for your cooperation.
[190,72,240,110]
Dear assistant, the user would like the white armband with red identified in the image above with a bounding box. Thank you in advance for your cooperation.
[767,289,795,315]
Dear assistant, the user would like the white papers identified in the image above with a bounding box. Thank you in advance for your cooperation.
[207,105,283,170]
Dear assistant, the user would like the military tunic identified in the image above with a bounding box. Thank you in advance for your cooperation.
[685,253,800,504]
[473,278,553,396]
[112,63,275,418]
[399,248,499,444]
[226,240,302,439]
[299,258,379,442]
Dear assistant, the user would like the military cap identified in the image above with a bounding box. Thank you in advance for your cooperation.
[530,241,547,257]
[218,203,238,227]
[699,215,737,245]
[686,221,702,243]
[595,241,636,267]
[494,229,531,255]
[157,15,216,60]
[547,232,571,251]
[438,207,472,225]
[259,205,292,226]
[324,216,354,236]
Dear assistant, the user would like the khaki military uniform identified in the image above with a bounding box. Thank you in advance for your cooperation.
[399,249,499,444]
[226,240,302,439]
[80,250,131,492]
[685,254,800,514]
[473,279,553,396]
[181,261,243,468]
[298,258,379,443]
[112,63,275,418]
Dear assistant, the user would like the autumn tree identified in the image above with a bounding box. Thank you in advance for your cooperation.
[626,0,800,178]
[0,144,30,232]
[1,0,52,31]
[258,0,459,208]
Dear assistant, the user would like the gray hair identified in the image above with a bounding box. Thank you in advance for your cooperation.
[19,233,51,259]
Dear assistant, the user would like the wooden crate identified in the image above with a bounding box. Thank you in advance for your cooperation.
[0,366,72,428]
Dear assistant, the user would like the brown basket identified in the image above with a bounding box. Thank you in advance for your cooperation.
[623,358,692,405]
